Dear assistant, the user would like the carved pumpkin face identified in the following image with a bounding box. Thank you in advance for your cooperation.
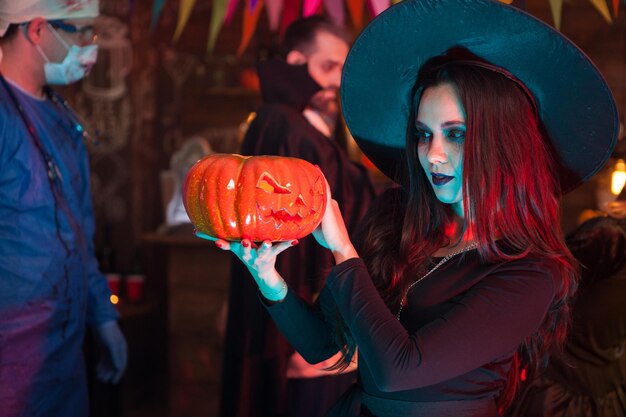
[183,154,327,242]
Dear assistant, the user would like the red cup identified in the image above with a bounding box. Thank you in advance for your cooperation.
[126,274,145,303]
[106,273,122,296]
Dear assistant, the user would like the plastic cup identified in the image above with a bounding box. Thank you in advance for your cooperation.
[106,273,122,296]
[126,274,145,303]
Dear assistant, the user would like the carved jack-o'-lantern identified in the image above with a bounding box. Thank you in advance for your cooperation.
[183,154,327,242]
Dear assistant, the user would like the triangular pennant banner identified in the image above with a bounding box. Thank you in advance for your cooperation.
[549,0,563,30]
[303,0,322,16]
[208,0,229,54]
[280,0,301,37]
[225,0,240,24]
[324,0,345,25]
[238,0,265,55]
[173,0,197,42]
[266,0,284,31]
[150,0,167,30]
[589,0,612,22]
[367,0,390,16]
[347,0,364,29]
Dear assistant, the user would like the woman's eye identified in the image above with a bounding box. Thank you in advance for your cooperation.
[415,129,431,143]
[447,128,466,142]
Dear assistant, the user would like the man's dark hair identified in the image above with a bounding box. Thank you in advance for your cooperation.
[281,16,351,58]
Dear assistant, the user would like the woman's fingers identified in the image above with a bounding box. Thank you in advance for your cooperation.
[213,238,298,264]
[215,239,231,250]
[240,239,253,263]
[253,239,299,263]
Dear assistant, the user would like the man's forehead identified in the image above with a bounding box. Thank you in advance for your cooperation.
[310,31,349,56]
[313,31,348,47]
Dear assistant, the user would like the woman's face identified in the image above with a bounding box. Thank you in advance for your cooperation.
[416,82,466,216]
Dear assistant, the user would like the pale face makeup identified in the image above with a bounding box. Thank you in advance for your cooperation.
[415,82,466,217]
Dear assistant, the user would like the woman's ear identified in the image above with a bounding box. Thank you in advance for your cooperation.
[286,50,307,65]
[23,18,47,45]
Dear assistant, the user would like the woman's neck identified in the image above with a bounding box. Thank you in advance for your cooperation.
[433,216,476,257]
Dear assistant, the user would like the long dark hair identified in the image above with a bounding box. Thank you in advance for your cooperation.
[334,51,578,411]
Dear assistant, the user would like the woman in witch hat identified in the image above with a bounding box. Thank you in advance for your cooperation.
[202,0,618,415]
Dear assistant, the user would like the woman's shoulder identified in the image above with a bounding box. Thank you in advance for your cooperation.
[478,249,562,295]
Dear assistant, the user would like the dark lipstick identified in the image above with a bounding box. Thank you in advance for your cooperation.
[431,173,453,186]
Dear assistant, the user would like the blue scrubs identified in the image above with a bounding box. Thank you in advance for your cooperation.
[0,79,118,417]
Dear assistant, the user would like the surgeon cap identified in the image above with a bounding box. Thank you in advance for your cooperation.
[0,0,99,37]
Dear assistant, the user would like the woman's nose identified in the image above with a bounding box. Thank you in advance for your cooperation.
[427,136,447,165]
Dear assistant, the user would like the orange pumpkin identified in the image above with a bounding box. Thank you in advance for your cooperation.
[183,154,327,242]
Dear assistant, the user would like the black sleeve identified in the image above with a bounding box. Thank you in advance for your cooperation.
[325,257,557,392]
[264,285,341,364]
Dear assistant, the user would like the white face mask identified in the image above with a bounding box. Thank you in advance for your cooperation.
[36,24,98,85]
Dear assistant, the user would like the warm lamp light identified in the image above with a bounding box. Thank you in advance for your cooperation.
[110,294,119,305]
[611,159,626,195]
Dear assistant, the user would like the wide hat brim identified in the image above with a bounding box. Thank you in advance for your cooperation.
[341,0,618,193]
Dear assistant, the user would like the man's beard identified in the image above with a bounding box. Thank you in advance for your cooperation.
[309,91,339,131]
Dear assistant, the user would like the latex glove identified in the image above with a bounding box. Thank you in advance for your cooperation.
[312,180,358,264]
[195,231,296,301]
[95,321,128,384]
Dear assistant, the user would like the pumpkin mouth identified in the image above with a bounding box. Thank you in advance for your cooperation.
[256,202,316,227]
[255,171,319,227]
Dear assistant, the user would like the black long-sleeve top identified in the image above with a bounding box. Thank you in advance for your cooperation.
[266,251,558,406]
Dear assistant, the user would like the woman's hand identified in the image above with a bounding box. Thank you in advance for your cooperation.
[312,180,358,264]
[195,231,296,301]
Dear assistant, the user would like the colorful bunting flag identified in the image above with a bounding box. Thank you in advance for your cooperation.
[150,0,167,30]
[266,0,285,31]
[347,0,364,29]
[225,0,240,24]
[549,0,563,29]
[303,0,322,16]
[589,0,612,22]
[167,0,620,55]
[173,0,197,42]
[238,0,265,55]
[367,0,390,16]
[208,0,229,54]
[324,0,345,25]
[280,0,301,36]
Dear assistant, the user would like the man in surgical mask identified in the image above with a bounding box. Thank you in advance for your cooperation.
[0,1,127,416]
